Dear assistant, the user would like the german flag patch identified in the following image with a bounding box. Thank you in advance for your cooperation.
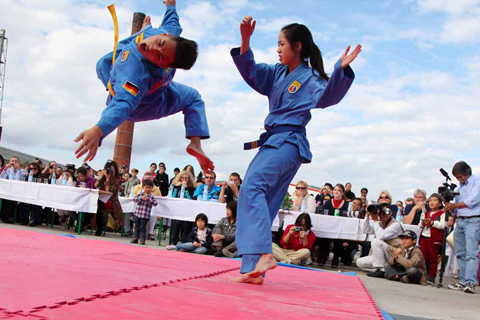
[122,81,140,96]
[135,33,144,44]
[120,51,129,62]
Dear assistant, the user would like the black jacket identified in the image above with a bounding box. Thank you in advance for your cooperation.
[186,226,213,248]
[154,172,169,196]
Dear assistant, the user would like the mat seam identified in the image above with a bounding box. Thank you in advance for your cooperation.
[0,266,240,318]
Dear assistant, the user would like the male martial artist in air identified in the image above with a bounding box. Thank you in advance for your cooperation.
[74,0,214,174]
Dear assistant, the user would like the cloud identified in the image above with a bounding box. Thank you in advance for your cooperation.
[417,0,480,43]
[255,16,305,34]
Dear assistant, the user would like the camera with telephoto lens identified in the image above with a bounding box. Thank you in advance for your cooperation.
[367,202,391,215]
[438,168,460,202]
[106,168,113,175]
[438,184,459,202]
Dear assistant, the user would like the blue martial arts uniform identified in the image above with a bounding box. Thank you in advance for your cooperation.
[95,5,209,143]
[230,47,355,273]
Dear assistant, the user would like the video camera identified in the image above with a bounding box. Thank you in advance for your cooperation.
[438,168,459,202]
[367,202,391,215]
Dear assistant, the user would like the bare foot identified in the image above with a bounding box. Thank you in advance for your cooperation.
[186,141,214,173]
[141,16,151,30]
[246,253,277,278]
[229,274,264,285]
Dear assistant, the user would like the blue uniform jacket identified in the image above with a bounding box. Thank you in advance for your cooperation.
[96,5,182,139]
[231,47,355,163]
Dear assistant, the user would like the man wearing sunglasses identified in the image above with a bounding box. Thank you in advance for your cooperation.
[193,172,221,201]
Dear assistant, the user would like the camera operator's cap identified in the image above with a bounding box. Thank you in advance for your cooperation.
[398,230,417,241]
[122,165,128,169]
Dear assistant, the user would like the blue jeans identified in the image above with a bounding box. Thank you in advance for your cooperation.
[455,217,480,285]
[134,216,149,240]
[176,242,207,254]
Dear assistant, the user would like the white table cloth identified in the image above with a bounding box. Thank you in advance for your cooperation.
[119,197,283,231]
[0,179,110,213]
[281,211,421,240]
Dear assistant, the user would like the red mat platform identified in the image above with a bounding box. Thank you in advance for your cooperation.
[0,228,383,319]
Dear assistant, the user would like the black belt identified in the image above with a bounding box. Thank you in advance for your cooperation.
[244,125,306,150]
[457,215,480,219]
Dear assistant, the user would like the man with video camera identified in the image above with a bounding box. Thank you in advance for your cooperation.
[356,202,404,278]
[444,161,480,294]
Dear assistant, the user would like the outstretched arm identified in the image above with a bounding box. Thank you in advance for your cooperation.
[312,44,361,109]
[240,16,256,55]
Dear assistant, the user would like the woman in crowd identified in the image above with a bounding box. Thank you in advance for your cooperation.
[273,213,316,265]
[166,213,213,254]
[291,181,316,213]
[318,184,350,267]
[153,163,169,196]
[143,163,157,182]
[396,200,404,216]
[170,169,196,244]
[18,162,45,226]
[95,160,124,236]
[211,201,238,257]
[183,164,195,179]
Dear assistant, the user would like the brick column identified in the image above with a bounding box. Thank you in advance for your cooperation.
[112,12,146,171]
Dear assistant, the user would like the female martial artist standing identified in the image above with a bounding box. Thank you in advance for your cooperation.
[230,16,361,284]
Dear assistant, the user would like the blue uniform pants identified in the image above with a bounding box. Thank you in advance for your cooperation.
[112,81,210,140]
[237,142,303,273]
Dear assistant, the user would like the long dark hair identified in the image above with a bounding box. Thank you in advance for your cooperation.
[226,200,237,220]
[281,23,329,81]
[98,160,120,190]
[295,213,312,231]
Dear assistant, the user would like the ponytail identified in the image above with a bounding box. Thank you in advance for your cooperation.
[281,23,329,81]
[310,42,329,81]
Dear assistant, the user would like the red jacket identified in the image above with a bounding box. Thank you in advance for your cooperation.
[420,210,445,245]
[280,225,316,251]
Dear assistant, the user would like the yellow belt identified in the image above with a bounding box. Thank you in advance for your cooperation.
[107,4,119,97]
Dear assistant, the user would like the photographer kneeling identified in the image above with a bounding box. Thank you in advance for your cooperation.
[445,161,480,294]
[356,203,404,278]
[272,213,316,265]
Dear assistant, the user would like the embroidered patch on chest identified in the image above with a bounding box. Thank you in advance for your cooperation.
[120,51,130,62]
[122,80,140,96]
[288,80,301,94]
[135,33,144,44]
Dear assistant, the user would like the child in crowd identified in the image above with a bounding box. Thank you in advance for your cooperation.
[166,213,213,254]
[131,179,158,245]
[418,193,445,285]
[385,230,427,285]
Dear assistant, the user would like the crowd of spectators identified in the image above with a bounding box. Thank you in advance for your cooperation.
[0,156,479,293]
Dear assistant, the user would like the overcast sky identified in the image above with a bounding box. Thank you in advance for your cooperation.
[1,0,479,201]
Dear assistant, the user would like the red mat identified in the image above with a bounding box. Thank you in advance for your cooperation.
[0,228,383,319]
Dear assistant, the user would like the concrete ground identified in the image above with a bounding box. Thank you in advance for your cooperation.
[2,223,479,320]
